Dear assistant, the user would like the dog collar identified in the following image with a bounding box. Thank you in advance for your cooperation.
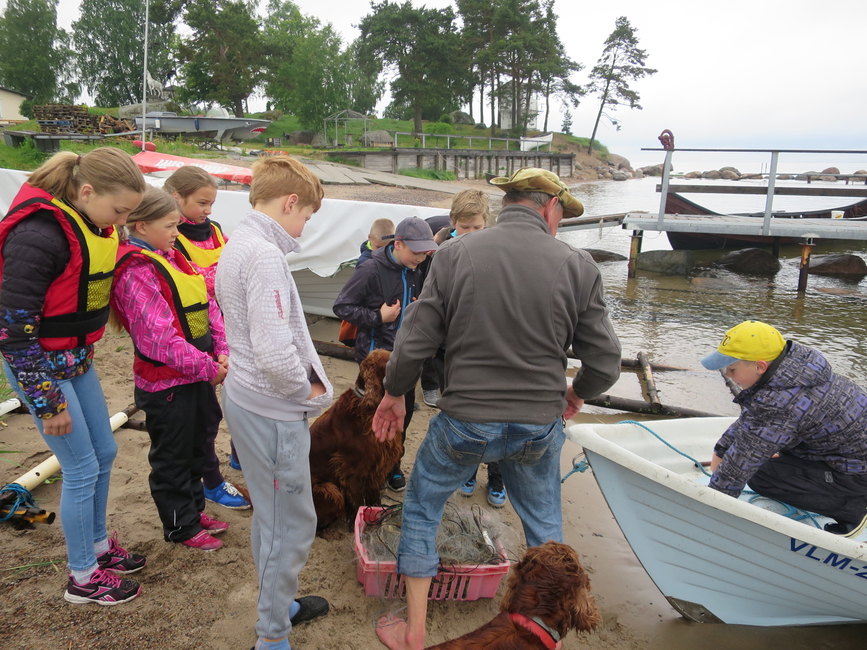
[353,385,365,399]
[509,612,560,649]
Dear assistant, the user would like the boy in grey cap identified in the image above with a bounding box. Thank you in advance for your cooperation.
[333,216,437,490]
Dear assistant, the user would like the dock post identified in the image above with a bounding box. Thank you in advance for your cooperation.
[797,237,815,293]
[772,236,781,259]
[627,230,644,279]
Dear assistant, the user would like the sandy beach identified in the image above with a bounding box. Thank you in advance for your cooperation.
[2,178,865,650]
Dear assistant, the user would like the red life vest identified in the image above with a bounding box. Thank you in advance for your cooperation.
[114,245,213,382]
[0,184,118,351]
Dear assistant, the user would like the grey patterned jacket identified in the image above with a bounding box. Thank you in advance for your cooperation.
[710,341,867,497]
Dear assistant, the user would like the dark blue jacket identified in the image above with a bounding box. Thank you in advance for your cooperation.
[356,240,373,267]
[711,341,867,496]
[333,244,423,363]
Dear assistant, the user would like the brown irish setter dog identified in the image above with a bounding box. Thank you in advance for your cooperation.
[426,541,601,649]
[309,349,402,530]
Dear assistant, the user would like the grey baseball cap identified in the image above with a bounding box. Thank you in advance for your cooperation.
[392,216,438,253]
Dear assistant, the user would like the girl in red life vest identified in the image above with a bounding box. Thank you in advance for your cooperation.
[0,148,146,606]
[164,165,223,298]
[110,187,231,552]
[164,166,249,509]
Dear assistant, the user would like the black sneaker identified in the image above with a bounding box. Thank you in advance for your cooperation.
[291,595,330,625]
[387,468,407,491]
[64,568,141,606]
[97,532,147,574]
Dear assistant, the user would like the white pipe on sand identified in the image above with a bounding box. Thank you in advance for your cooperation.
[9,406,138,492]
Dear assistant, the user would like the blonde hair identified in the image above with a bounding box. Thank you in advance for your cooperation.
[368,218,395,247]
[163,165,217,198]
[122,186,180,242]
[27,147,146,204]
[109,186,179,333]
[249,155,323,211]
[450,189,490,226]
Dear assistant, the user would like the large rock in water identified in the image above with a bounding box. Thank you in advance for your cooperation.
[636,250,695,276]
[583,248,628,263]
[808,254,867,276]
[713,248,781,275]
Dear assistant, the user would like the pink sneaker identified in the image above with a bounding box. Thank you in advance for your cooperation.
[181,530,223,552]
[199,512,229,535]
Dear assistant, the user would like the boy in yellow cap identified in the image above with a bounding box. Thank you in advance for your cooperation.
[701,320,867,537]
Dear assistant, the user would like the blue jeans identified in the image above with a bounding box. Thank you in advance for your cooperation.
[4,363,117,572]
[397,412,565,578]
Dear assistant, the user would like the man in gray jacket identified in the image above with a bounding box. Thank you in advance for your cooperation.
[372,168,621,650]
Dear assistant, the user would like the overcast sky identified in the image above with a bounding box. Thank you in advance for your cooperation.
[29,0,867,167]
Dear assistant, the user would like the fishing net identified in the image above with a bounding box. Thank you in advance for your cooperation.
[359,501,515,567]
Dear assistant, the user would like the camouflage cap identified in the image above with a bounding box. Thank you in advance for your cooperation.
[488,168,584,218]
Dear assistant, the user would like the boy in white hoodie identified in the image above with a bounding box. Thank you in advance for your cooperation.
[215,156,334,650]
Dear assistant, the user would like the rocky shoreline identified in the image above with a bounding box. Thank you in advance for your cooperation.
[637,163,867,183]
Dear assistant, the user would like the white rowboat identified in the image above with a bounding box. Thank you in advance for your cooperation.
[565,417,867,626]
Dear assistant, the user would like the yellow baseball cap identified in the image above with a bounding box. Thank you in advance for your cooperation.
[488,167,584,218]
[701,320,786,370]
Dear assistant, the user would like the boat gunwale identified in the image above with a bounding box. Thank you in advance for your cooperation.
[565,418,867,561]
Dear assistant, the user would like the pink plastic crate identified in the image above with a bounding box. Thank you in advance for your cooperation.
[354,506,510,601]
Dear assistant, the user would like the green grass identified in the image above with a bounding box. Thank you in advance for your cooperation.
[398,167,457,181]
[1,106,608,172]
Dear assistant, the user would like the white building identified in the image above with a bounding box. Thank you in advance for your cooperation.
[498,87,539,131]
[0,86,32,124]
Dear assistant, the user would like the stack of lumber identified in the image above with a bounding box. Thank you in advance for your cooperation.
[34,105,101,134]
[98,114,134,135]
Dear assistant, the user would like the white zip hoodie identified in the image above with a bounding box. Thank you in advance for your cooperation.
[215,209,333,420]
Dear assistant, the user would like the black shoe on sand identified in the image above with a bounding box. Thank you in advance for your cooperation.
[291,596,330,625]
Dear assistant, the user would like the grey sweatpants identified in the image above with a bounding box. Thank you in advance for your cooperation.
[223,394,315,641]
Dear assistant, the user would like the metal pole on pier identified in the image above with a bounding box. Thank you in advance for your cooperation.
[760,151,780,236]
[657,149,674,225]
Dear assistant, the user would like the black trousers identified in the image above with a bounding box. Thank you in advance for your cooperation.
[200,384,225,490]
[750,451,867,525]
[135,382,209,542]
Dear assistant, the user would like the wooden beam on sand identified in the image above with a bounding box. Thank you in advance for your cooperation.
[584,394,723,419]
[316,340,703,373]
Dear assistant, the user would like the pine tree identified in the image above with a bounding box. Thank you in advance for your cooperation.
[586,16,656,155]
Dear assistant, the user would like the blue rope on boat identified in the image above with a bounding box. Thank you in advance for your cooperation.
[745,493,823,529]
[0,483,37,522]
[560,454,590,483]
[618,420,713,477]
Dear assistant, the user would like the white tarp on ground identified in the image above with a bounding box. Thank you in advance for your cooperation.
[0,167,446,278]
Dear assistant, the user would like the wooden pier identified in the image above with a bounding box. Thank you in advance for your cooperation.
[626,147,867,292]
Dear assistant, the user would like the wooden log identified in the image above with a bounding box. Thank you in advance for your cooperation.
[637,351,662,408]
[316,339,704,373]
[568,349,696,372]
[313,339,355,361]
[584,394,723,418]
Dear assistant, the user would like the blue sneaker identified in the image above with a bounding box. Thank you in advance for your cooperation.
[203,481,251,510]
[487,480,507,508]
[228,453,241,471]
[460,478,476,497]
